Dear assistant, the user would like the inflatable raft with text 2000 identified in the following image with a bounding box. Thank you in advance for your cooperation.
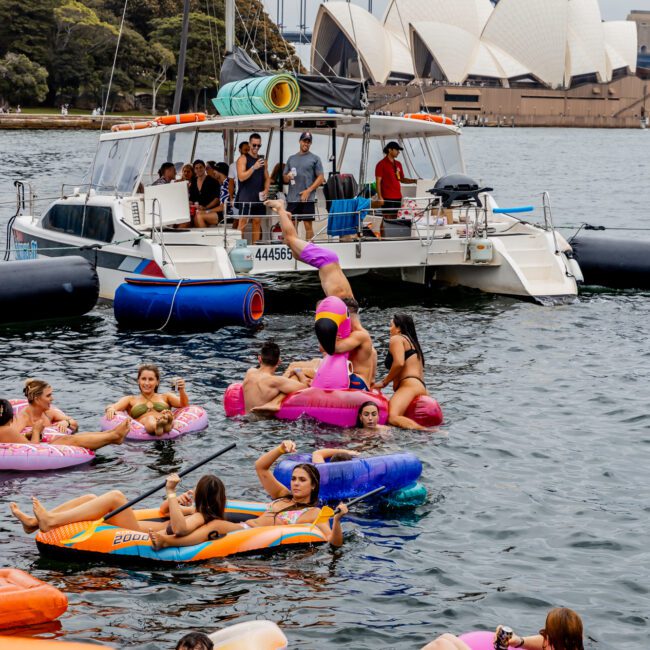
[35,501,328,565]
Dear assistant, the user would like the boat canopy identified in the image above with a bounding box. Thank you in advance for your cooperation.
[87,112,464,196]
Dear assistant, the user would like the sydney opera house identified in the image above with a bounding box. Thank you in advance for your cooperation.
[311,0,646,127]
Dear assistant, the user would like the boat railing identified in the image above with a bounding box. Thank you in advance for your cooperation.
[542,191,560,254]
[13,180,38,217]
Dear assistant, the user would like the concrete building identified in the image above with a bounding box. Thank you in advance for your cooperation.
[628,10,650,77]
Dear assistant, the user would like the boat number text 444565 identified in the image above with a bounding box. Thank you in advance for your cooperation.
[254,247,293,261]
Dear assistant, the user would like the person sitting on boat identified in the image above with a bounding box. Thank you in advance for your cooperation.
[150,440,347,549]
[189,159,220,223]
[375,141,417,218]
[356,401,387,431]
[334,297,376,390]
[177,163,194,185]
[282,131,325,241]
[0,396,129,450]
[104,364,189,436]
[420,607,584,650]
[151,162,176,186]
[237,133,269,244]
[373,314,428,430]
[9,472,240,540]
[265,199,354,300]
[194,162,230,228]
[242,341,309,414]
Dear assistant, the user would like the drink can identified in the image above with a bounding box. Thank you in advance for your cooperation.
[171,377,181,391]
[495,626,513,650]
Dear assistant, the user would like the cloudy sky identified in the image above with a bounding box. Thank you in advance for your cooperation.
[263,0,650,31]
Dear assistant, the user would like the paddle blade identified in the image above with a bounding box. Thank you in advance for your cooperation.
[312,505,335,525]
[61,517,104,545]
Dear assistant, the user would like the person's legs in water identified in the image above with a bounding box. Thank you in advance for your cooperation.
[10,494,97,534]
[388,379,427,430]
[266,199,354,298]
[50,419,130,451]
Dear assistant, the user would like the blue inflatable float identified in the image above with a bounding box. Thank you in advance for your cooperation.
[274,452,424,503]
[114,277,264,330]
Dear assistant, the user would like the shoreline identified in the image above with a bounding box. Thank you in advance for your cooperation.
[0,114,153,130]
[0,113,645,130]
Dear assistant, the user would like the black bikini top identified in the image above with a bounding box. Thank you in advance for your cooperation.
[384,335,419,370]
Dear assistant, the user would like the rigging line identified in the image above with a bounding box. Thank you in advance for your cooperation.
[86,0,130,208]
[204,0,219,85]
[234,3,266,69]
[391,0,429,114]
[346,1,368,106]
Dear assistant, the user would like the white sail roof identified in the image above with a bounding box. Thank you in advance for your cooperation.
[311,2,393,84]
[310,0,638,90]
[384,0,493,38]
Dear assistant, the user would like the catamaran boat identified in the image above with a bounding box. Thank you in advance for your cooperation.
[10,110,582,304]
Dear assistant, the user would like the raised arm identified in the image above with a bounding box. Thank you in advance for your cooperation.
[255,440,295,499]
[312,449,359,464]
[164,377,189,408]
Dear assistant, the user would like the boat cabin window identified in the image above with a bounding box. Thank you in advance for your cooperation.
[90,136,155,194]
[42,204,115,242]
[427,135,464,176]
[149,131,197,186]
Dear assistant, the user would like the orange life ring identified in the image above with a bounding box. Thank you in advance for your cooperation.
[155,112,207,125]
[110,121,157,132]
[0,569,67,630]
[404,113,455,126]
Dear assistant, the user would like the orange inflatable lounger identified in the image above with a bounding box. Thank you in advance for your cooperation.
[35,500,329,565]
[0,638,108,649]
[0,569,67,630]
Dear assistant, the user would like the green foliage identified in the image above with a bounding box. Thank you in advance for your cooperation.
[0,52,49,104]
[0,0,300,110]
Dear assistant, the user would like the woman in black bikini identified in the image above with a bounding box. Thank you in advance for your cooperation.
[373,314,428,430]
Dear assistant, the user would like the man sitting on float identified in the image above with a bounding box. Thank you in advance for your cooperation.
[241,341,309,414]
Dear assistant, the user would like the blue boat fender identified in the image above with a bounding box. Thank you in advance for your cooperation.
[274,452,423,502]
[114,277,264,330]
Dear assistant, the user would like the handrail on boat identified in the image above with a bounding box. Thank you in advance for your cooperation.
[542,191,560,254]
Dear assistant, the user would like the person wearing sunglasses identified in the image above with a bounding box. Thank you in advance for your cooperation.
[420,607,584,650]
[236,132,269,243]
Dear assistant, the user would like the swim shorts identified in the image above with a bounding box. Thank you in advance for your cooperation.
[349,373,369,391]
[299,242,339,269]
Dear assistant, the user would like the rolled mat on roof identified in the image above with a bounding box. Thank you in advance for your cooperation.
[213,74,301,116]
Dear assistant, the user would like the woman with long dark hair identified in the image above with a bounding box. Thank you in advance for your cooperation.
[148,440,349,549]
[10,473,240,539]
[373,313,428,429]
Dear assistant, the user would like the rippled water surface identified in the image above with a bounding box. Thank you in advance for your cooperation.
[1,128,649,649]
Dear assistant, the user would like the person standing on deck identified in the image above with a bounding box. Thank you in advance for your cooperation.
[375,141,417,217]
[282,132,325,241]
[237,133,269,243]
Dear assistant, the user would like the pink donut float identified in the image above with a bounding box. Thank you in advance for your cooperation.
[458,631,494,650]
[10,399,73,442]
[223,383,443,428]
[0,443,94,471]
[99,405,208,440]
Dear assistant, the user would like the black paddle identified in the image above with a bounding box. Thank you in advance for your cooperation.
[313,485,387,524]
[63,442,236,543]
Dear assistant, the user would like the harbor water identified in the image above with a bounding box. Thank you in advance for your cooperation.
[0,128,649,648]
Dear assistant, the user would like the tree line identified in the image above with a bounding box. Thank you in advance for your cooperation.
[0,0,301,112]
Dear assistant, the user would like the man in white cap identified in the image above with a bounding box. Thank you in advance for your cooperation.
[282,131,325,240]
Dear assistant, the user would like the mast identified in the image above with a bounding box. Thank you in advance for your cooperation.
[172,0,191,114]
[225,0,235,53]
